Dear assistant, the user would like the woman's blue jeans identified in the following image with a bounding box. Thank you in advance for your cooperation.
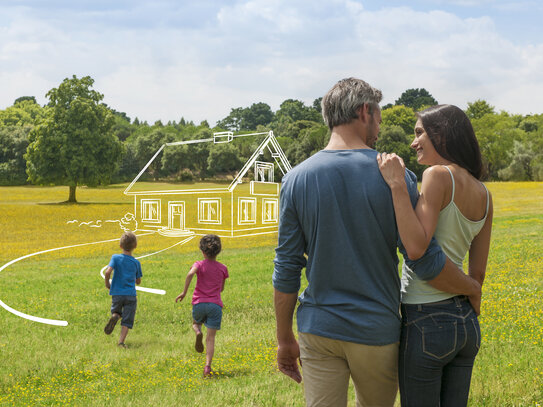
[399,296,481,407]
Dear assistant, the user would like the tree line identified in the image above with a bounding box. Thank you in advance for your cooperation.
[1,76,542,202]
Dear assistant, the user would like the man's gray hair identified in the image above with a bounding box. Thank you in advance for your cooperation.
[321,78,383,130]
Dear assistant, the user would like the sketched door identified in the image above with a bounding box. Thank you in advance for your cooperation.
[168,202,185,230]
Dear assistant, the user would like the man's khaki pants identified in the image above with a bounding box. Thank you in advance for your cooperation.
[299,332,398,407]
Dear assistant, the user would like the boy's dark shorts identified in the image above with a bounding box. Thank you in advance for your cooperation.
[111,295,137,329]
[192,302,222,330]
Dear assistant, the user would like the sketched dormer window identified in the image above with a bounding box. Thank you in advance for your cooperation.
[254,161,274,183]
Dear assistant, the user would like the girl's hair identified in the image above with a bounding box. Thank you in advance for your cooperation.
[199,234,221,258]
[417,104,483,179]
[120,231,137,251]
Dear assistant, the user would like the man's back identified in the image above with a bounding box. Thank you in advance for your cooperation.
[274,148,414,345]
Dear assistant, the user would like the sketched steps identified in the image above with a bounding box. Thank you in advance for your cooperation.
[157,227,195,238]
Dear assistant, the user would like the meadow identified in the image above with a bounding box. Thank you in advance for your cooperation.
[0,182,541,406]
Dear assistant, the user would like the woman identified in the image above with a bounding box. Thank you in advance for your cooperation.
[377,104,493,406]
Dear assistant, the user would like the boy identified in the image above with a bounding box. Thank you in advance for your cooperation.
[104,231,142,348]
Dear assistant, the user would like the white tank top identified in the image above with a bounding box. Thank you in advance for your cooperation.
[401,166,490,304]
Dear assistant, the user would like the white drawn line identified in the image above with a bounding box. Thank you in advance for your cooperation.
[99,235,196,296]
[0,231,155,326]
[0,299,68,326]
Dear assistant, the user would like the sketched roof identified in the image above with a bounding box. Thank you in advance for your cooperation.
[124,131,291,195]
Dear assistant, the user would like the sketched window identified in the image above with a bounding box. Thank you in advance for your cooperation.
[238,198,256,224]
[199,198,221,224]
[262,198,278,223]
[141,199,160,222]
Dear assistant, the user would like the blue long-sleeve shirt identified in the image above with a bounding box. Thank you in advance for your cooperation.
[273,149,445,345]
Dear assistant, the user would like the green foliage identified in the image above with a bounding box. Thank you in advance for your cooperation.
[0,126,31,185]
[471,112,525,179]
[113,142,140,183]
[207,142,243,175]
[273,99,322,124]
[381,105,417,135]
[499,132,543,181]
[275,119,321,140]
[242,102,274,130]
[161,144,191,178]
[312,97,323,113]
[285,124,329,166]
[3,76,543,184]
[376,125,425,178]
[395,88,438,111]
[217,103,275,131]
[466,99,495,120]
[14,96,37,105]
[217,107,244,131]
[135,129,175,180]
[0,98,47,127]
[25,75,122,202]
[498,140,535,181]
[188,129,212,179]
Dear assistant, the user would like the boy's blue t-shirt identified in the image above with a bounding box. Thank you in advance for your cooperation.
[108,254,142,296]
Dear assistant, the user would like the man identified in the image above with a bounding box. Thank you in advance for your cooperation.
[273,78,481,406]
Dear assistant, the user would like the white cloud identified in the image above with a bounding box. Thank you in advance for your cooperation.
[1,0,542,124]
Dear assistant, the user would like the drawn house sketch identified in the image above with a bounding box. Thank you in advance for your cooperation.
[124,131,292,238]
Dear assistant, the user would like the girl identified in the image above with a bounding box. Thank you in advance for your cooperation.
[175,234,229,377]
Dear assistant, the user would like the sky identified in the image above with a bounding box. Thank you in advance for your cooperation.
[1,0,543,126]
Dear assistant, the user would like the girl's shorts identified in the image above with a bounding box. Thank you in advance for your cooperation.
[192,302,223,330]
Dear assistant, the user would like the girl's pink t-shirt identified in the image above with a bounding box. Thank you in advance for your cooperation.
[191,259,229,307]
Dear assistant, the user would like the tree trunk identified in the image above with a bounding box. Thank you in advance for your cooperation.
[68,185,77,203]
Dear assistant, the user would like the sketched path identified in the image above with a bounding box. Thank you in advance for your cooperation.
[0,232,194,326]
[100,235,195,295]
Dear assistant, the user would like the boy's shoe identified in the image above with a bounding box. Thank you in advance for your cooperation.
[195,332,204,353]
[104,313,120,335]
[203,365,212,377]
[118,342,127,349]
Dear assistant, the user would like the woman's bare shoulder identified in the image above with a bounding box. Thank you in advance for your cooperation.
[421,165,452,183]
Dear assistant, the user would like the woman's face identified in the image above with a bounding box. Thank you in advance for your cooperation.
[411,119,440,165]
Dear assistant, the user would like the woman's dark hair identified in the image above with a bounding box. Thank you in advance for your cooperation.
[199,234,221,258]
[417,104,483,179]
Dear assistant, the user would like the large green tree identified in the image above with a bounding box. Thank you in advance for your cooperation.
[395,88,438,111]
[466,99,495,120]
[217,103,275,131]
[25,75,122,202]
[0,98,47,127]
[274,99,322,123]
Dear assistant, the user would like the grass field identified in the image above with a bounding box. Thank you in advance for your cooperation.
[0,182,542,406]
